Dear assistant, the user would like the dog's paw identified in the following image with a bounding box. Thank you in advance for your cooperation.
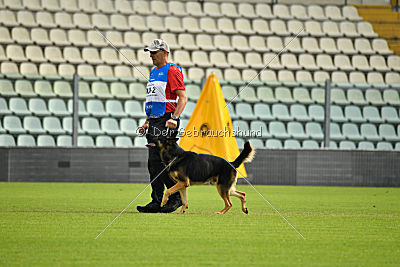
[244,208,248,214]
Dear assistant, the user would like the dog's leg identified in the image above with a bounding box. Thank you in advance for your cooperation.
[176,187,188,214]
[230,189,248,214]
[216,185,232,214]
[161,181,186,207]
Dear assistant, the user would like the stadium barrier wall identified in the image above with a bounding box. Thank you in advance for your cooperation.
[0,148,399,187]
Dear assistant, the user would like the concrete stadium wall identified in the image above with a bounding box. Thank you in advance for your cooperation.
[0,148,399,187]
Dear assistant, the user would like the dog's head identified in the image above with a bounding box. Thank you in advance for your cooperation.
[155,137,181,164]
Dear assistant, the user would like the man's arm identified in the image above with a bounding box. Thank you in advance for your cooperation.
[166,89,187,129]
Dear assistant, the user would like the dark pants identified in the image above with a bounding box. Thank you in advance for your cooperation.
[146,113,181,204]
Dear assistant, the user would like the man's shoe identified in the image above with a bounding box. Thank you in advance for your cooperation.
[137,201,161,213]
[159,200,182,213]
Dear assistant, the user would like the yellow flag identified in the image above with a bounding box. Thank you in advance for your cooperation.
[179,73,247,178]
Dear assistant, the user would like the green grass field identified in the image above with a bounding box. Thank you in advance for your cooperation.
[0,182,399,266]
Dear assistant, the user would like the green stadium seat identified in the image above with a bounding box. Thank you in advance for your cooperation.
[182,101,196,119]
[82,117,103,135]
[365,89,385,106]
[265,139,283,148]
[331,88,349,105]
[290,104,310,122]
[120,118,138,136]
[222,85,241,103]
[115,136,133,147]
[15,80,36,97]
[330,123,345,141]
[342,123,363,141]
[308,104,324,122]
[236,138,245,148]
[68,100,89,116]
[57,135,72,147]
[395,142,400,150]
[250,121,271,138]
[269,121,290,139]
[360,123,381,141]
[29,98,51,116]
[254,103,274,121]
[239,86,258,103]
[339,140,356,149]
[17,134,36,146]
[23,116,46,134]
[305,122,323,140]
[62,117,83,134]
[92,82,113,99]
[331,105,347,122]
[293,87,313,104]
[233,120,249,132]
[101,117,122,136]
[236,103,256,120]
[110,82,130,99]
[288,121,308,139]
[362,106,383,123]
[347,88,367,106]
[9,97,31,115]
[311,87,325,104]
[275,87,295,104]
[96,135,114,147]
[376,142,393,150]
[381,107,400,123]
[43,116,65,135]
[186,84,201,101]
[86,99,107,117]
[37,135,56,147]
[54,81,73,98]
[129,82,147,100]
[358,141,375,150]
[106,100,127,118]
[3,116,26,134]
[0,79,17,96]
[248,138,264,148]
[321,141,338,148]
[272,103,293,121]
[125,100,145,118]
[78,81,94,98]
[383,89,400,106]
[0,98,11,115]
[78,135,95,147]
[134,136,147,147]
[284,139,301,149]
[34,80,56,98]
[379,124,399,142]
[302,140,319,148]
[345,105,366,123]
[257,86,277,103]
[49,98,70,116]
[0,134,16,146]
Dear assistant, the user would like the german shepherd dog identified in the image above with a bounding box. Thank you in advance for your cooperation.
[156,138,255,214]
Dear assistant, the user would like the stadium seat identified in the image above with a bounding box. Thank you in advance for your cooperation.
[120,118,138,136]
[386,72,400,88]
[347,89,367,106]
[9,97,31,116]
[233,120,249,134]
[91,82,112,99]
[272,104,292,121]
[43,116,65,135]
[372,39,394,55]
[308,104,324,122]
[362,107,382,125]
[358,141,375,150]
[383,89,400,106]
[86,99,107,117]
[17,134,36,146]
[250,121,270,138]
[340,21,360,38]
[106,100,126,118]
[293,87,313,104]
[248,139,264,148]
[284,139,301,149]
[48,98,69,117]
[317,55,336,71]
[26,46,47,64]
[275,87,295,104]
[345,105,365,123]
[343,6,362,21]
[34,80,56,98]
[290,104,310,122]
[82,117,103,135]
[95,135,114,147]
[330,105,347,122]
[269,121,290,139]
[37,134,56,146]
[388,55,400,71]
[53,81,72,98]
[3,115,25,134]
[343,123,363,141]
[55,11,74,29]
[369,55,389,72]
[78,135,95,147]
[134,136,148,147]
[252,19,272,36]
[266,139,282,148]
[331,71,352,88]
[339,141,356,149]
[305,122,323,140]
[365,89,385,106]
[124,100,144,118]
[303,140,319,149]
[360,123,381,142]
[0,80,17,97]
[330,123,345,141]
[381,107,400,124]
[288,122,308,140]
[100,117,122,136]
[0,62,20,80]
[20,63,41,80]
[376,142,393,150]
[236,103,256,120]
[29,98,51,116]
[67,99,88,117]
[239,86,258,103]
[257,87,277,104]
[114,136,132,147]
[0,98,11,115]
[23,116,46,134]
[254,103,274,121]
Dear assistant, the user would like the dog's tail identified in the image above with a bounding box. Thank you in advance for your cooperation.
[231,142,255,168]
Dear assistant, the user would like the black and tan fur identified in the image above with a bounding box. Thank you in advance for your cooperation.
[156,138,255,214]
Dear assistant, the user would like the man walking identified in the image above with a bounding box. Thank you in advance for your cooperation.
[137,39,187,213]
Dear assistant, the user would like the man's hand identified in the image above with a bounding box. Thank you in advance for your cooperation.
[138,121,149,135]
[165,119,177,129]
